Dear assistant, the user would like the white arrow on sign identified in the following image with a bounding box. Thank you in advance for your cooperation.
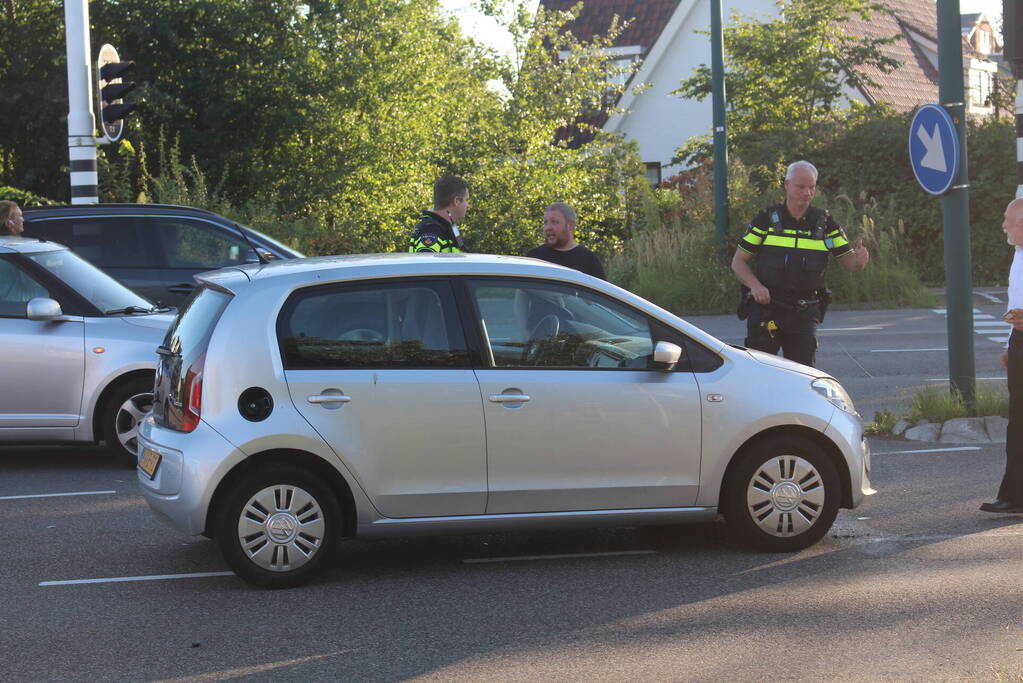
[917,123,947,173]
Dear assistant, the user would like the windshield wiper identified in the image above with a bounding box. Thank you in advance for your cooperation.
[104,305,158,315]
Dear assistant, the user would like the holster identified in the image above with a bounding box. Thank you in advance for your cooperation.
[817,288,833,322]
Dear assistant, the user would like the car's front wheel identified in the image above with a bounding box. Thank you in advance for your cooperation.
[215,465,340,588]
[723,435,841,552]
[101,376,153,467]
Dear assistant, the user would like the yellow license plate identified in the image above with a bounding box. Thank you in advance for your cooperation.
[139,448,162,480]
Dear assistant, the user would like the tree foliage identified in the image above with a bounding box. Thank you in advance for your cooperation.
[674,0,899,175]
[2,0,644,257]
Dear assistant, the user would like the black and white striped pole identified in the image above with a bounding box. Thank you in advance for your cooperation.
[63,0,98,204]
[1007,1,1023,198]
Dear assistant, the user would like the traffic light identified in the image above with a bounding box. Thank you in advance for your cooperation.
[96,44,137,143]
[1005,0,1023,78]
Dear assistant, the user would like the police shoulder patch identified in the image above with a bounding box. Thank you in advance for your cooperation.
[421,235,436,247]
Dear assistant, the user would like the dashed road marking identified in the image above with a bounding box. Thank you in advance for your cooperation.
[0,490,116,501]
[873,446,981,455]
[463,550,657,564]
[40,571,235,586]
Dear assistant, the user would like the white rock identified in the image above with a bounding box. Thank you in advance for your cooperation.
[938,417,989,443]
[985,416,1009,443]
[892,419,910,436]
[904,422,940,442]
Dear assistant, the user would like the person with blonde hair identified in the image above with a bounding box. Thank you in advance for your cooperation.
[0,201,23,236]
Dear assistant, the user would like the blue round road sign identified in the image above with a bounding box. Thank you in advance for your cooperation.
[908,104,960,196]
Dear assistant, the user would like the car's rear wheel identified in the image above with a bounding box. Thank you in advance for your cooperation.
[723,435,840,552]
[101,376,153,467]
[215,465,340,588]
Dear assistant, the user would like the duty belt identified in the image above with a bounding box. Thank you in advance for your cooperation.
[769,297,819,312]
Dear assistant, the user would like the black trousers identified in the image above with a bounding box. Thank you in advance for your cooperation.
[998,329,1023,503]
[745,301,821,367]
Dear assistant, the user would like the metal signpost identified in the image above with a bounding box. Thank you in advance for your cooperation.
[912,0,975,408]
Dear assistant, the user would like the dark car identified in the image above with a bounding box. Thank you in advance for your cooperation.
[23,204,303,307]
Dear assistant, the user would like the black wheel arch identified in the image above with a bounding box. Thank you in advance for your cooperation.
[719,425,853,511]
[92,369,154,442]
[204,449,357,540]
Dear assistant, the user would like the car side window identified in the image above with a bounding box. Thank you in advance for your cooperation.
[153,220,253,269]
[26,218,157,268]
[278,280,469,369]
[650,320,723,373]
[0,257,49,318]
[468,279,654,369]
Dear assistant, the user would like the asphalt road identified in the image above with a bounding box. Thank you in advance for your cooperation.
[3,296,1021,681]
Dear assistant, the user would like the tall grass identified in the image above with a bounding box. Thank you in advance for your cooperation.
[908,384,1009,422]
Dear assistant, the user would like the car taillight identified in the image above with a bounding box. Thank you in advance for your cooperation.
[181,352,206,433]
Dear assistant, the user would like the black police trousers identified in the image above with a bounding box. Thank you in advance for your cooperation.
[745,301,821,367]
[998,329,1023,504]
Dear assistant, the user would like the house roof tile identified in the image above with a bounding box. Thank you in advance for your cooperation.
[842,0,940,112]
[539,0,681,52]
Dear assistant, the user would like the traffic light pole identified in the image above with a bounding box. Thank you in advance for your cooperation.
[937,0,975,408]
[64,0,98,204]
[710,0,729,256]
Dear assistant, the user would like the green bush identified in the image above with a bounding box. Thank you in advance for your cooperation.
[0,186,58,206]
[813,110,1016,285]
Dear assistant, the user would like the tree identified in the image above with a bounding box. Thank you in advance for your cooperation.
[674,0,898,177]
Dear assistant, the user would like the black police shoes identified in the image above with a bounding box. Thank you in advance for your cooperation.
[979,499,1023,513]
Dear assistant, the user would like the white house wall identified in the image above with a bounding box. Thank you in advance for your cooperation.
[605,0,778,176]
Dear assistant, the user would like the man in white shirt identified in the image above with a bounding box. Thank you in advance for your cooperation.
[981,197,1023,513]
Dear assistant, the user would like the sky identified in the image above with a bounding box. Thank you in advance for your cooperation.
[439,0,1007,56]
[438,1,539,57]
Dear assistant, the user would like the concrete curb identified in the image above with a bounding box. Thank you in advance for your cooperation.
[898,416,1008,444]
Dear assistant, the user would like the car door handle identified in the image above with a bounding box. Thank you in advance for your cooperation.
[167,283,195,294]
[307,394,352,404]
[488,394,531,403]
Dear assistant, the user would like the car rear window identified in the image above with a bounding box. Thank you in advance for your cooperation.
[162,286,231,358]
[154,286,232,428]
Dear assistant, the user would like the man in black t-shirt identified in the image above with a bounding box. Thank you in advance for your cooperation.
[526,202,606,280]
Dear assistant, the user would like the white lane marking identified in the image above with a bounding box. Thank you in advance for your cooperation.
[39,571,234,586]
[932,308,981,314]
[0,490,115,501]
[976,291,1005,303]
[873,446,981,455]
[989,336,1010,343]
[870,347,947,353]
[974,314,997,320]
[463,550,657,564]
[926,377,1005,382]
[861,530,1023,543]
[817,326,884,332]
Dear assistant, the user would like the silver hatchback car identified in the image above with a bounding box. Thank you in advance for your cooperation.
[138,253,873,588]
[0,236,172,464]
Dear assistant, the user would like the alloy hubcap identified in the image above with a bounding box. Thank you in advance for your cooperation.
[238,484,325,572]
[746,455,826,537]
[115,392,153,453]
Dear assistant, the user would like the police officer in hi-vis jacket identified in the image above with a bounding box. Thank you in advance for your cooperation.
[408,174,470,253]
[731,160,869,367]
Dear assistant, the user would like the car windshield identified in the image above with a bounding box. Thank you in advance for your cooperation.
[26,248,155,313]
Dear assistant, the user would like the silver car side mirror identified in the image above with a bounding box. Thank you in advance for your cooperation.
[652,341,682,372]
[26,297,63,321]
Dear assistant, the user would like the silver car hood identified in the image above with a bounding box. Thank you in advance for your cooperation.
[118,313,176,330]
[744,348,825,378]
